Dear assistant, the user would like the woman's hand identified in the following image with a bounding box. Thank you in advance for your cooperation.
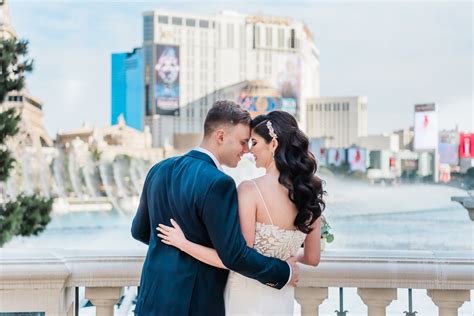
[157,219,187,250]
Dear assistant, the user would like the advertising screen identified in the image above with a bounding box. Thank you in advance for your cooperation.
[327,148,346,166]
[459,133,474,158]
[439,143,459,165]
[413,103,438,150]
[348,147,367,172]
[309,138,327,166]
[238,96,281,118]
[155,45,180,115]
[274,54,301,117]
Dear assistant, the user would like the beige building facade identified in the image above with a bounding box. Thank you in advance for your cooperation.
[307,96,368,148]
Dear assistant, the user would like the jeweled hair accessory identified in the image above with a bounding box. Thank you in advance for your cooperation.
[266,120,278,139]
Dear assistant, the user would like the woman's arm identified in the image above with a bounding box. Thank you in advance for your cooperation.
[297,216,321,266]
[236,181,258,247]
[157,219,226,269]
[157,181,257,269]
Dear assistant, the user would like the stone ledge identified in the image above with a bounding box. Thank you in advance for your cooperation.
[1,248,473,290]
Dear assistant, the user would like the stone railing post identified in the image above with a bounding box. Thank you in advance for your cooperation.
[85,287,123,316]
[357,288,397,316]
[427,289,470,316]
[295,287,328,316]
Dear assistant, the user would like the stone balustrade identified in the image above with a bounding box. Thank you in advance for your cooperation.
[0,249,472,315]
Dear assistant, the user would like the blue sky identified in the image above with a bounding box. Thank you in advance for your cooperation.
[8,0,473,136]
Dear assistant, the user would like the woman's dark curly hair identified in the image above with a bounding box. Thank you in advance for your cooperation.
[251,111,325,233]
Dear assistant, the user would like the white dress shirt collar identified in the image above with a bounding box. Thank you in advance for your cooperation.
[194,147,224,172]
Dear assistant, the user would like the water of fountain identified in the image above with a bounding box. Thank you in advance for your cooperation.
[67,153,83,198]
[112,160,128,198]
[136,159,149,181]
[52,153,67,198]
[98,161,126,216]
[20,147,34,195]
[129,159,142,196]
[37,147,51,198]
[82,154,99,198]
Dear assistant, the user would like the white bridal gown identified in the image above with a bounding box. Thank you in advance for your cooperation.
[224,181,307,316]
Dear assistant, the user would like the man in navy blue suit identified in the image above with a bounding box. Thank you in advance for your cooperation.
[131,100,299,315]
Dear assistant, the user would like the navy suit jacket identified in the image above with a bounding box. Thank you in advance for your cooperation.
[131,150,290,315]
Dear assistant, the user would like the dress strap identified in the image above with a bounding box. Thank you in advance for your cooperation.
[251,180,274,226]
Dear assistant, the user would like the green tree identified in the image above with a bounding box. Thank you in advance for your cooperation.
[0,38,31,181]
[16,194,53,236]
[0,194,53,246]
[0,38,34,102]
[0,108,21,181]
[0,198,24,245]
[0,38,53,247]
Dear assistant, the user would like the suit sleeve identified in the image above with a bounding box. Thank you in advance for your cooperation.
[201,175,290,289]
[131,166,154,245]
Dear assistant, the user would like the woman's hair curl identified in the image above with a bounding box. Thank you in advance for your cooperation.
[251,111,326,233]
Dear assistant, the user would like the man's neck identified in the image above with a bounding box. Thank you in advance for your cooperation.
[199,142,222,165]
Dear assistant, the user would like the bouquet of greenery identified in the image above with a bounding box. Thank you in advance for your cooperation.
[321,215,334,244]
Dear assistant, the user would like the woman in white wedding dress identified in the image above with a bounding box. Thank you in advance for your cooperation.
[157,111,326,315]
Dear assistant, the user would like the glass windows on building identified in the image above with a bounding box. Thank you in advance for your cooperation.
[7,96,23,102]
[254,25,261,48]
[278,28,284,48]
[239,24,246,49]
[125,59,138,70]
[290,28,295,48]
[186,18,196,27]
[143,15,153,41]
[111,49,145,131]
[158,15,169,24]
[199,20,209,28]
[265,27,272,47]
[172,17,182,25]
[264,51,271,75]
[227,23,234,48]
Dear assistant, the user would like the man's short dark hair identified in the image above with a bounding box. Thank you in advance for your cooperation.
[203,100,251,137]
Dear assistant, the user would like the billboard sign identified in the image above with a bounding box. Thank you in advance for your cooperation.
[348,147,367,172]
[309,138,327,166]
[238,96,281,118]
[327,148,346,166]
[459,133,474,158]
[439,143,459,165]
[155,45,180,115]
[274,54,301,117]
[281,98,297,115]
[413,103,438,150]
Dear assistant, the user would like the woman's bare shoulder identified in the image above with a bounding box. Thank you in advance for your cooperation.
[237,179,256,192]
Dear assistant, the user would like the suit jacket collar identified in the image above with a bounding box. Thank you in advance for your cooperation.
[185,149,223,171]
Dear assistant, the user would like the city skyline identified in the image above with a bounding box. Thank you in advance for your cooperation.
[9,0,473,136]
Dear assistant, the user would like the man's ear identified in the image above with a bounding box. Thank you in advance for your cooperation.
[215,129,225,145]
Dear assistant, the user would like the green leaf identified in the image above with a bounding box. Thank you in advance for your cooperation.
[326,234,334,243]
